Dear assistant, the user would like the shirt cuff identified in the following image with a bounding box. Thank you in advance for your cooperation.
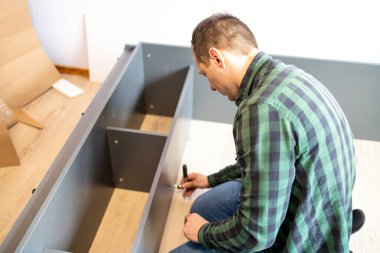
[198,223,212,249]
[207,174,218,187]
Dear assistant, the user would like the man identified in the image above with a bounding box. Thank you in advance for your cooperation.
[171,13,355,252]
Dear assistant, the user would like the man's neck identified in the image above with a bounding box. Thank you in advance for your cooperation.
[223,48,261,99]
[238,48,260,84]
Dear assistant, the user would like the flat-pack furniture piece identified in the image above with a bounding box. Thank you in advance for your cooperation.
[1,42,379,253]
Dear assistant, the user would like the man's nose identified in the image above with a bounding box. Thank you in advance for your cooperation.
[210,85,216,91]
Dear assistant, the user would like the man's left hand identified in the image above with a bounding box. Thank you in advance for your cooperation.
[184,213,208,243]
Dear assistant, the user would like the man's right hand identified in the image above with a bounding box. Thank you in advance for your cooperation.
[180,173,210,197]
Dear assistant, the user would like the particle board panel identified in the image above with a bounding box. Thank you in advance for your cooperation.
[0,74,100,245]
[89,189,149,253]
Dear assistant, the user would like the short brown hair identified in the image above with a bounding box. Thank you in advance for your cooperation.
[191,13,258,65]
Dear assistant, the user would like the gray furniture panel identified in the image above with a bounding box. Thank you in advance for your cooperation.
[193,53,380,141]
[132,67,194,252]
[107,128,168,192]
[277,55,380,142]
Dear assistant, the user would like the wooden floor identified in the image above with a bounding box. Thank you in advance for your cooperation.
[159,189,193,252]
[140,114,172,134]
[0,74,100,245]
[89,189,149,253]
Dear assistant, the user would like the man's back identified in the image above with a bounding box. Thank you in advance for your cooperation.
[240,52,356,252]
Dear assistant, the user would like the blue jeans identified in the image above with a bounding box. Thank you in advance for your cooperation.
[169,180,242,253]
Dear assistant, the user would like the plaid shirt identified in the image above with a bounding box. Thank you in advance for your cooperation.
[199,52,356,252]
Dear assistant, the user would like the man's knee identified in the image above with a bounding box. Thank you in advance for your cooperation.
[189,181,242,221]
[190,192,209,215]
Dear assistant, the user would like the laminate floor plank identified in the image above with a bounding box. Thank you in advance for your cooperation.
[89,189,149,253]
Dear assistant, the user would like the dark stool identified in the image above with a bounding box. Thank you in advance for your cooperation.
[351,209,365,234]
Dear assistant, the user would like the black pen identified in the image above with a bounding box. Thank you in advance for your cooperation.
[182,164,188,182]
[173,164,188,189]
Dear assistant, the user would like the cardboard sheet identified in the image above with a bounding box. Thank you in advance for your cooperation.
[14,110,44,129]
[0,121,20,167]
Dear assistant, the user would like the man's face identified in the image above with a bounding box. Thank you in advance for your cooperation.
[195,56,237,101]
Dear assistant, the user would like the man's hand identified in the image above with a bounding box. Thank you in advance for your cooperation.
[180,172,210,197]
[184,213,208,243]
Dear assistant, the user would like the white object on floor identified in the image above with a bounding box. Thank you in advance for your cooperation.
[177,119,236,199]
[52,79,84,98]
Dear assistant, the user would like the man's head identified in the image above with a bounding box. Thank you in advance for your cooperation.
[191,13,259,101]
[191,13,258,66]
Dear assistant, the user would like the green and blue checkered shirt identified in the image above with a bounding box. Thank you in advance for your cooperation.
[199,52,356,252]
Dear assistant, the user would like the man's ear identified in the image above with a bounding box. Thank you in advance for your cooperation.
[208,48,225,69]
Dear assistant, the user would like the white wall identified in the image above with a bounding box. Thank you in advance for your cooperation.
[28,0,380,69]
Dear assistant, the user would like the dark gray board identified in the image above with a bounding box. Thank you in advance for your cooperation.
[192,53,380,142]
[277,55,380,142]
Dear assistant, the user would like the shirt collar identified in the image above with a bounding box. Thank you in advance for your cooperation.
[235,51,272,106]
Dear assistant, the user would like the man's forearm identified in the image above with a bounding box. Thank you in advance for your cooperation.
[208,163,242,187]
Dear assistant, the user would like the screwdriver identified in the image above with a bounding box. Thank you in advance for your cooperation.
[173,164,188,189]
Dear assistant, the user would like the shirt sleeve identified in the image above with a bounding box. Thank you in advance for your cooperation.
[198,102,296,252]
[208,163,242,187]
